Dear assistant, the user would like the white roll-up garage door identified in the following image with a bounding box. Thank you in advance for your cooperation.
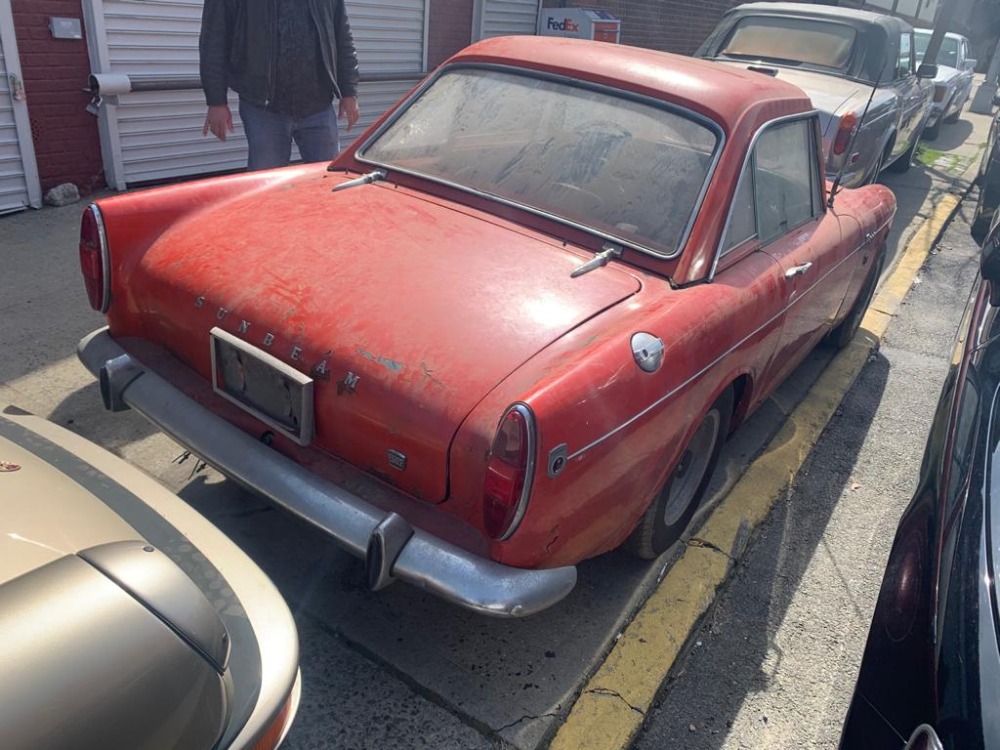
[474,0,540,40]
[0,0,41,214]
[84,0,426,188]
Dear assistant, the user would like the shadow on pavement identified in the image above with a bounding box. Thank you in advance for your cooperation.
[928,118,976,152]
[634,351,891,750]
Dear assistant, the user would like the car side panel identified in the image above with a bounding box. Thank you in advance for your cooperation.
[459,250,790,568]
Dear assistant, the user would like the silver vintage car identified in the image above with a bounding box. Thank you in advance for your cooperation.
[698,2,936,187]
[915,29,976,140]
[0,405,300,750]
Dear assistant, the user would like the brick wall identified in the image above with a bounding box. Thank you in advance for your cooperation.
[11,0,104,194]
[428,0,475,69]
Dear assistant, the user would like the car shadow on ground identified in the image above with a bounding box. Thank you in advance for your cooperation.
[635,351,891,750]
[928,118,977,152]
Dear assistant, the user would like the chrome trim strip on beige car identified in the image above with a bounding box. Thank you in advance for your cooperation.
[78,328,577,618]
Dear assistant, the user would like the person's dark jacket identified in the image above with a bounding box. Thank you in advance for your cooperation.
[199,0,360,107]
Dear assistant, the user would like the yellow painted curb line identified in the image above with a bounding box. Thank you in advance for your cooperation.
[548,193,963,750]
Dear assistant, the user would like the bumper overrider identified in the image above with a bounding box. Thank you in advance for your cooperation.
[78,328,577,617]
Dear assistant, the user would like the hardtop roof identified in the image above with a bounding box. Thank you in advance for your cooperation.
[449,36,814,133]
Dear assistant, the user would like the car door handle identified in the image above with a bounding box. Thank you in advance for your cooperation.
[784,262,813,278]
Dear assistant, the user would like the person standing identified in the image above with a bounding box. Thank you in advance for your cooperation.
[199,0,360,171]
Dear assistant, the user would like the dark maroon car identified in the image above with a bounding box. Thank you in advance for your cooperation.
[840,225,1000,748]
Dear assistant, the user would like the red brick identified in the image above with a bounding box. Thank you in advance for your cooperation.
[12,0,103,192]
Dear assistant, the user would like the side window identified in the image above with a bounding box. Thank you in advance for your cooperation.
[723,160,756,253]
[754,119,819,244]
[898,32,913,79]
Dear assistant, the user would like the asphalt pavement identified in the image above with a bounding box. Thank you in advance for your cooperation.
[0,103,991,750]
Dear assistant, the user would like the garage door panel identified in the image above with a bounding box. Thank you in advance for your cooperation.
[0,0,40,214]
[90,0,426,186]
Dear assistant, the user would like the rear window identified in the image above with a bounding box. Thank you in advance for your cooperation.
[719,17,858,72]
[916,33,960,69]
[359,67,719,257]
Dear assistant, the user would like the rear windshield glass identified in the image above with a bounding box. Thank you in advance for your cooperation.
[719,17,858,72]
[916,33,960,69]
[359,67,719,257]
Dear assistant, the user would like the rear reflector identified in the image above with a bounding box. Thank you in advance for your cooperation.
[79,204,110,312]
[250,676,301,750]
[933,85,946,103]
[832,112,858,156]
[483,404,536,540]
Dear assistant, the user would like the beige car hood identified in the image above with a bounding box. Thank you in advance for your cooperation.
[0,432,139,586]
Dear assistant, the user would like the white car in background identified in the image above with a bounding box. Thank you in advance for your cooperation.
[915,29,975,140]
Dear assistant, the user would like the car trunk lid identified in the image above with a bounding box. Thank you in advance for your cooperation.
[121,176,642,502]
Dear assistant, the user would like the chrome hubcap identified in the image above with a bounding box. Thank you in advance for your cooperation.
[662,409,721,526]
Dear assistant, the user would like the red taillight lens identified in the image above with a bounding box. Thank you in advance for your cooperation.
[832,112,857,156]
[79,204,109,312]
[483,405,534,540]
[933,85,946,103]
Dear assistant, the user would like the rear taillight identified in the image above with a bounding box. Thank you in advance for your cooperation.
[933,84,946,103]
[483,404,536,540]
[832,112,857,156]
[79,203,110,312]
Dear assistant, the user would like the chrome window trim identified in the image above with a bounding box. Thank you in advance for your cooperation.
[495,402,537,541]
[89,203,112,313]
[709,110,822,281]
[569,215,889,462]
[355,62,725,261]
[720,156,759,256]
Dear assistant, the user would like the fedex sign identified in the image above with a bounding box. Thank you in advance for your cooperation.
[546,17,580,32]
[538,9,620,43]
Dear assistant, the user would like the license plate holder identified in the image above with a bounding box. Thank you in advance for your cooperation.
[210,327,315,446]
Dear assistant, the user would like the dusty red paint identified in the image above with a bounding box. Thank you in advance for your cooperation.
[88,38,896,569]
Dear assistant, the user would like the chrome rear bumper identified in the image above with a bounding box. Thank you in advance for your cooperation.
[78,328,576,617]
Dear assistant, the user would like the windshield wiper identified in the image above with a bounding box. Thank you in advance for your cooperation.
[331,169,386,193]
[571,243,623,278]
[719,52,804,66]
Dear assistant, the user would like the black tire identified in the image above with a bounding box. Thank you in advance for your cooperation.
[826,247,885,350]
[923,119,941,141]
[972,198,999,245]
[624,387,734,559]
[943,99,962,124]
[887,135,918,174]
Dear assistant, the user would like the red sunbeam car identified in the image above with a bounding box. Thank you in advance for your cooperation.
[76,37,895,617]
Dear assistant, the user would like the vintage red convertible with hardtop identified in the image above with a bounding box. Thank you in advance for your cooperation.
[77,37,895,617]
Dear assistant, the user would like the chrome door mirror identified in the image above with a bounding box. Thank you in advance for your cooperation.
[917,62,938,79]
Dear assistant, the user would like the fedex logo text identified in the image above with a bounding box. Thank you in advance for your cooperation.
[547,17,580,32]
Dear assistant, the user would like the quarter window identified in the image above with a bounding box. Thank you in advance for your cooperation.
[754,120,819,244]
[721,118,823,255]
[898,32,913,79]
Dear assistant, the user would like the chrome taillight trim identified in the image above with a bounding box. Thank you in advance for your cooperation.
[87,203,111,313]
[493,403,537,542]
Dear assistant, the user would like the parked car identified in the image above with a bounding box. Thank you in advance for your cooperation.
[839,221,1000,750]
[971,111,1000,243]
[698,2,936,187]
[0,405,300,749]
[914,29,976,140]
[76,36,896,617]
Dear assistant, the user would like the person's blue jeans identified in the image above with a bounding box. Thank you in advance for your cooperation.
[239,100,340,171]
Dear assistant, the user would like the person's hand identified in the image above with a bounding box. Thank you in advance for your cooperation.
[203,104,234,141]
[339,96,359,131]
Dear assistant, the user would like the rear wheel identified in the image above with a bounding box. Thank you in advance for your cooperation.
[826,247,885,350]
[624,388,733,559]
[887,135,918,174]
[923,119,941,141]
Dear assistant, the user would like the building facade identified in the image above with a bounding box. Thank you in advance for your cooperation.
[2,0,829,212]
